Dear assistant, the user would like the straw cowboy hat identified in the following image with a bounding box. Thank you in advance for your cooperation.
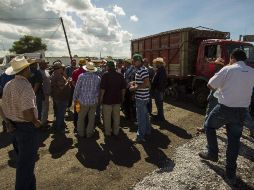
[83,62,97,72]
[79,58,87,66]
[5,56,35,75]
[153,57,165,66]
[106,56,113,61]
[124,58,132,64]
[214,57,225,65]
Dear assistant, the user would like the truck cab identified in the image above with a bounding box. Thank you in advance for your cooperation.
[193,40,254,107]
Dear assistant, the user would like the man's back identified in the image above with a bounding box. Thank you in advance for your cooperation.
[210,61,254,107]
[101,71,126,105]
[75,72,100,105]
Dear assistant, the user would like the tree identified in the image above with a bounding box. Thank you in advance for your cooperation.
[9,35,47,54]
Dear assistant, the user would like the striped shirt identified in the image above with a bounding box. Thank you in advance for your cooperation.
[2,75,38,122]
[135,66,150,100]
[73,72,101,105]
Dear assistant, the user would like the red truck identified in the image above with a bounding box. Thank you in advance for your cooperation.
[131,27,254,107]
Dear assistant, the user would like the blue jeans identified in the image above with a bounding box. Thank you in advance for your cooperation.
[136,99,151,139]
[13,122,39,190]
[205,104,246,177]
[55,100,68,131]
[154,90,164,119]
[205,91,218,120]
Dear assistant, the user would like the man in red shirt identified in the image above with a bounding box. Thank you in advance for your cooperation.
[72,59,87,128]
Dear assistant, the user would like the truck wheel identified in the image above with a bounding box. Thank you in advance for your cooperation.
[164,87,178,100]
[193,87,209,108]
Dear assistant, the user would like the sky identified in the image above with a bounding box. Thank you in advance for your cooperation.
[0,0,253,58]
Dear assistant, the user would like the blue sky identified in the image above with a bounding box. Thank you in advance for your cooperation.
[93,0,254,40]
[0,0,253,57]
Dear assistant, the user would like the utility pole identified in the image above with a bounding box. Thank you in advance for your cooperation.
[60,17,72,61]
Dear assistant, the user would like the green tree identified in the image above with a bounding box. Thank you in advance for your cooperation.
[9,35,47,54]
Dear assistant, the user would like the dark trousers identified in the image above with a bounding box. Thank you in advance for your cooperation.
[55,100,68,130]
[154,90,164,119]
[68,86,75,108]
[12,122,39,190]
[205,104,245,177]
[123,90,136,120]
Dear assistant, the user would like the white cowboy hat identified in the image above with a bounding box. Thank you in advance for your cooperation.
[83,62,97,72]
[5,56,34,75]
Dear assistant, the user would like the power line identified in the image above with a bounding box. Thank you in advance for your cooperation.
[48,22,62,40]
[0,17,59,21]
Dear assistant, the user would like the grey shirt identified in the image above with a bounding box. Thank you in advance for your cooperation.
[40,69,51,96]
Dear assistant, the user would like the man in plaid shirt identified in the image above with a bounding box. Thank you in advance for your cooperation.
[73,62,101,138]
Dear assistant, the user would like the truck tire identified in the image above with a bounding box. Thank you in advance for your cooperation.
[193,87,209,108]
[164,86,178,100]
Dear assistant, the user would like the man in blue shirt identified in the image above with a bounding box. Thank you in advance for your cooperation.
[0,72,14,132]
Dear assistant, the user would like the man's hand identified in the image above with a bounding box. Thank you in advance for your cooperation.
[33,120,41,128]
[129,84,138,92]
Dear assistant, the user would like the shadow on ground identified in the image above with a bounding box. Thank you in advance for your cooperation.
[142,128,172,168]
[217,135,254,162]
[152,119,193,140]
[202,160,254,190]
[165,96,205,116]
[49,132,75,159]
[0,132,12,149]
[75,129,141,171]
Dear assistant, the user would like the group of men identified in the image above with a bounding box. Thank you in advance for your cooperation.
[0,53,168,189]
[1,48,254,189]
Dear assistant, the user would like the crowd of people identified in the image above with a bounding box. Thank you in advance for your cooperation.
[0,49,254,189]
[0,53,168,189]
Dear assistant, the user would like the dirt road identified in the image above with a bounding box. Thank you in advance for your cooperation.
[0,99,206,190]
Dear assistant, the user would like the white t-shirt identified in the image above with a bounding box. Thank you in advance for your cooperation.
[208,61,254,107]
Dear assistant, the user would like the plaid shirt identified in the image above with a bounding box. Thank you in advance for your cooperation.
[2,75,38,122]
[73,72,101,105]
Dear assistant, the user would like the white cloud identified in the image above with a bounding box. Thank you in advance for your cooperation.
[112,5,125,16]
[130,15,138,22]
[0,0,132,58]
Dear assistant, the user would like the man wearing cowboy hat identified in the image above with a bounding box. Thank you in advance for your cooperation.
[2,56,41,189]
[51,60,71,132]
[151,57,167,122]
[73,62,101,138]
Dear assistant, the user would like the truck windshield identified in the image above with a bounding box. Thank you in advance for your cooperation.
[226,44,254,63]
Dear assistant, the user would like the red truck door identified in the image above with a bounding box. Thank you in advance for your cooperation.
[196,42,222,79]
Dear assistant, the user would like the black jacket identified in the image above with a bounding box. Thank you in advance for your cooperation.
[151,66,167,92]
